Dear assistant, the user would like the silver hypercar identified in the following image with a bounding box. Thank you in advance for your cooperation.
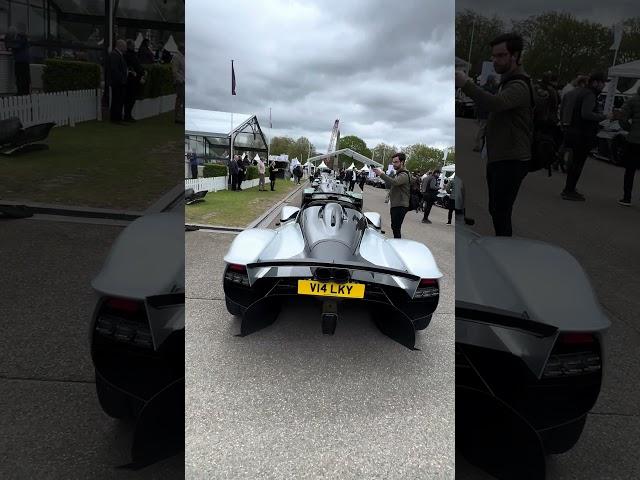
[223,187,443,349]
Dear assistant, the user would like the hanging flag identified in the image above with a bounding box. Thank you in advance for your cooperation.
[231,60,236,95]
[610,22,623,50]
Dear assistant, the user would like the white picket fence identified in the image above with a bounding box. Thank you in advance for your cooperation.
[132,94,177,120]
[0,89,100,127]
[0,90,177,126]
[185,176,270,193]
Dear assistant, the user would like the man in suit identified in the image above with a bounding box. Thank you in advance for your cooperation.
[109,39,128,123]
[123,39,145,122]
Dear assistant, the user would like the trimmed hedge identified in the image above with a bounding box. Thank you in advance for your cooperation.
[42,59,101,92]
[203,163,228,177]
[140,64,175,99]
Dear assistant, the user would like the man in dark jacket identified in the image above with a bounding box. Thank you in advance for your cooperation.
[269,160,278,191]
[109,39,128,123]
[455,33,532,236]
[421,170,440,223]
[123,39,145,122]
[561,72,610,201]
[229,155,240,191]
[5,25,31,95]
[617,87,640,205]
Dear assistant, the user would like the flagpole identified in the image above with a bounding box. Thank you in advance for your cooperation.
[230,59,234,162]
[467,19,476,74]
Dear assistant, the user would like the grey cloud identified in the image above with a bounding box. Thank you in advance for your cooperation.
[187,0,455,152]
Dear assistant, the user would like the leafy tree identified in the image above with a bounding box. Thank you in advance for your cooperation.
[287,137,315,162]
[371,143,399,170]
[455,10,506,77]
[269,136,294,156]
[405,144,445,173]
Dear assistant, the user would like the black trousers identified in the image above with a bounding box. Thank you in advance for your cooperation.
[270,176,276,190]
[448,199,455,223]
[230,174,238,190]
[110,84,126,121]
[349,180,356,191]
[124,79,139,120]
[623,142,640,201]
[190,164,198,179]
[486,160,529,237]
[390,206,408,239]
[14,62,30,95]
[564,142,590,193]
[422,192,436,220]
[237,171,244,190]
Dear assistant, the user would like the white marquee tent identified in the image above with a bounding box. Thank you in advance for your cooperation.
[605,59,640,113]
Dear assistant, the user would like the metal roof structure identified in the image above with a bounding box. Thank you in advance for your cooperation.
[185,108,268,153]
[308,148,382,168]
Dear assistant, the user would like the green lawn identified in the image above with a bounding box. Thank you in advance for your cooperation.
[186,180,301,227]
[0,113,182,210]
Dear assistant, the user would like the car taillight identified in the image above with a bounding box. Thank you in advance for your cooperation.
[95,297,153,349]
[542,332,601,379]
[225,264,250,286]
[105,297,142,314]
[415,278,439,299]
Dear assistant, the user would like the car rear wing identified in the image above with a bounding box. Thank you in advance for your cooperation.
[455,301,560,379]
[245,258,422,282]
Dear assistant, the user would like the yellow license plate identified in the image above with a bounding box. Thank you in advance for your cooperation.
[297,280,365,299]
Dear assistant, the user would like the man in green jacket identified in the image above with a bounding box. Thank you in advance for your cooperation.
[455,32,531,237]
[374,152,410,239]
[617,89,640,206]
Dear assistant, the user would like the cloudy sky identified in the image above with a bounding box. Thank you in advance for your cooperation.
[186,0,454,154]
[456,0,638,25]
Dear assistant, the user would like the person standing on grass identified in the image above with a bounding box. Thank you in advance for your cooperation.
[189,151,198,179]
[123,39,145,122]
[374,153,410,239]
[257,156,266,191]
[109,39,128,123]
[5,25,30,95]
[229,155,240,191]
[269,160,278,191]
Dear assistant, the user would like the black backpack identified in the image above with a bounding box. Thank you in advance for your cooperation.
[501,75,558,176]
[401,171,421,210]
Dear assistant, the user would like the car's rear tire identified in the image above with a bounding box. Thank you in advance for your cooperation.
[413,314,432,331]
[225,297,243,317]
[96,372,132,419]
[541,415,587,455]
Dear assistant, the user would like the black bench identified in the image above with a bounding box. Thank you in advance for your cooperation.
[185,188,207,205]
[0,117,55,155]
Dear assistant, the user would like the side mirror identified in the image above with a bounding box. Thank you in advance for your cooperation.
[363,212,382,229]
[280,205,300,223]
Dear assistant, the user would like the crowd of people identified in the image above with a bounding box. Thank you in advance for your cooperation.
[226,155,280,192]
[338,168,369,192]
[455,32,639,237]
[109,38,185,124]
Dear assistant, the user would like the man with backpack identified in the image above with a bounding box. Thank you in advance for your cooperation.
[374,153,411,239]
[455,32,532,237]
[421,170,440,224]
